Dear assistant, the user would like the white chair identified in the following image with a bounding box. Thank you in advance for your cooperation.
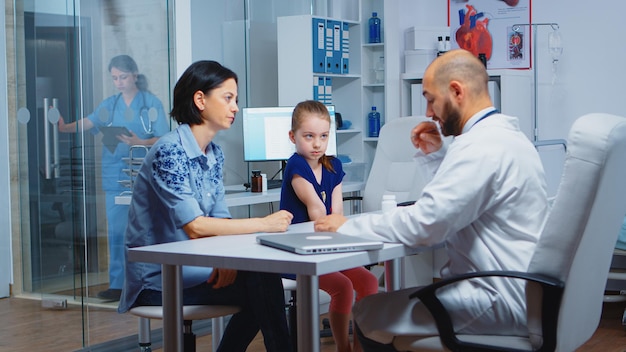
[282,278,332,350]
[393,113,626,351]
[129,305,240,351]
[350,116,430,213]
[346,115,444,287]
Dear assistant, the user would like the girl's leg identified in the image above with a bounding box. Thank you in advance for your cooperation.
[340,267,379,352]
[319,272,354,352]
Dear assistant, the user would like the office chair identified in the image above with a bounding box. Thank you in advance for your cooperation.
[346,115,430,213]
[345,115,445,287]
[392,113,626,351]
[129,305,240,352]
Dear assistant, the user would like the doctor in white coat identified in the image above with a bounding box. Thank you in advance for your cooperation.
[314,49,549,351]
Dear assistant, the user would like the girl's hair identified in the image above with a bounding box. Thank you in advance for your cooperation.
[108,54,148,91]
[291,100,336,173]
[170,60,238,126]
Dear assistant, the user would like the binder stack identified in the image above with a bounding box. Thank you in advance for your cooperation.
[313,76,332,105]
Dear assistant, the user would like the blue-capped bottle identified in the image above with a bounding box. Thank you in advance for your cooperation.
[368,12,381,43]
[368,106,381,137]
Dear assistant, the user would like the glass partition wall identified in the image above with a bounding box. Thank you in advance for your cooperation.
[7,0,329,349]
[8,0,174,348]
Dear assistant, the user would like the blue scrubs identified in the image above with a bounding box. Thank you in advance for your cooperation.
[87,90,169,289]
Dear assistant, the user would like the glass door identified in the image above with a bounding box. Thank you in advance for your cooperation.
[10,0,173,348]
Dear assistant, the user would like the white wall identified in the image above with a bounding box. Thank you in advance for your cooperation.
[532,1,626,141]
[394,0,625,143]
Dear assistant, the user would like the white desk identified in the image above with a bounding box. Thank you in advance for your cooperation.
[115,180,365,207]
[127,220,422,352]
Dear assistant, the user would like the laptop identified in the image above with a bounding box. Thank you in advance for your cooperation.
[257,232,384,255]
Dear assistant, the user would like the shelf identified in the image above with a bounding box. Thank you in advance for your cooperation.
[362,42,384,48]
[313,73,361,79]
[337,129,361,134]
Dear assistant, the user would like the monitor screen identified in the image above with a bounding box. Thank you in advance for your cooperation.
[242,105,337,162]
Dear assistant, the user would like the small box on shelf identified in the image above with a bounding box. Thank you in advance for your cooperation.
[405,26,450,51]
[404,49,437,74]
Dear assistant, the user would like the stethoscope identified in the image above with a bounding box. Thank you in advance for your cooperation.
[98,91,158,134]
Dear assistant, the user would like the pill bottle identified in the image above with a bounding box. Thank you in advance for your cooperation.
[251,170,262,193]
[381,194,397,213]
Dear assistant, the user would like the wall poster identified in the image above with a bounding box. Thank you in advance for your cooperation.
[448,0,531,69]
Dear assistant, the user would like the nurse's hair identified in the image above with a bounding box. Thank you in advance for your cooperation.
[108,54,148,91]
[170,60,238,125]
[291,100,336,173]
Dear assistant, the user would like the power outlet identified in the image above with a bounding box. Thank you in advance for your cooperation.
[42,298,67,310]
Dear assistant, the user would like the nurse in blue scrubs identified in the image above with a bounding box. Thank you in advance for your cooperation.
[58,55,169,301]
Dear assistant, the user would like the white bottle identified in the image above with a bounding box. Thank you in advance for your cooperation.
[261,173,268,194]
[381,194,397,213]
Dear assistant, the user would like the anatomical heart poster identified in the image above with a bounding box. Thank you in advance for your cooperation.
[449,0,531,69]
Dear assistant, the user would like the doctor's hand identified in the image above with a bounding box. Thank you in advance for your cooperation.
[411,121,442,155]
[261,210,293,232]
[208,268,237,289]
[314,214,347,232]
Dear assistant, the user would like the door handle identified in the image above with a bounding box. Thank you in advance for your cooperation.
[44,98,61,179]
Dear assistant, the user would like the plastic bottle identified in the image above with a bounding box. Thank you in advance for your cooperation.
[381,194,397,213]
[368,106,381,138]
[437,36,445,56]
[251,170,262,193]
[374,55,385,83]
[261,173,268,194]
[368,12,381,43]
[444,36,451,52]
[478,53,487,68]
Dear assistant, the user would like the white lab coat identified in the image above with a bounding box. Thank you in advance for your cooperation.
[342,111,549,344]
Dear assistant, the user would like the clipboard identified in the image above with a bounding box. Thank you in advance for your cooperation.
[100,126,131,153]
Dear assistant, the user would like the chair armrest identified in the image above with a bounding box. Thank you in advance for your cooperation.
[409,271,564,352]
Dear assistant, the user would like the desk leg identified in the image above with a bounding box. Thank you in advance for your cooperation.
[296,274,320,352]
[162,264,183,352]
[384,258,402,291]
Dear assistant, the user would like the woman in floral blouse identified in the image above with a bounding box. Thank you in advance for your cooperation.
[118,60,293,352]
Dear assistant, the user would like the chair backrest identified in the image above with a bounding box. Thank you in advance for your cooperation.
[362,116,430,212]
[526,113,626,350]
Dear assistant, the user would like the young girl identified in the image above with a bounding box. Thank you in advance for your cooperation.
[280,100,378,352]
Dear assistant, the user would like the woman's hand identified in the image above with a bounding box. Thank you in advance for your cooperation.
[411,121,442,154]
[314,214,347,232]
[208,268,237,288]
[261,210,293,232]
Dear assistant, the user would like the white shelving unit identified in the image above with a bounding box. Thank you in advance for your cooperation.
[277,0,386,180]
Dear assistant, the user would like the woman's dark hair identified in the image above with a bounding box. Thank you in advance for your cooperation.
[170,60,238,125]
[108,54,148,91]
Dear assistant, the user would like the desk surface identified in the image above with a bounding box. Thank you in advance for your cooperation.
[115,180,364,207]
[128,220,417,276]
[127,217,422,352]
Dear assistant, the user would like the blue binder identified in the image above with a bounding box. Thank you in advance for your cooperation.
[313,76,332,105]
[312,18,326,73]
[326,20,342,74]
[313,76,325,101]
[341,21,350,74]
[324,77,333,104]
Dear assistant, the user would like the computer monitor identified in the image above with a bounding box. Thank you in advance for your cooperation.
[242,105,337,162]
